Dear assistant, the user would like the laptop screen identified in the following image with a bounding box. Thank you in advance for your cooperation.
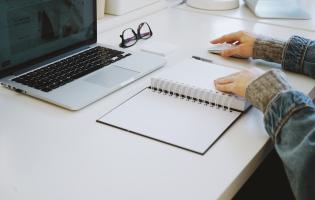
[0,0,96,77]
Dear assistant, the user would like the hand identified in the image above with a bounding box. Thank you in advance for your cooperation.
[211,31,256,58]
[214,68,265,97]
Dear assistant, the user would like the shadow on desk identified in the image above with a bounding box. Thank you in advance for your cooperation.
[233,149,295,200]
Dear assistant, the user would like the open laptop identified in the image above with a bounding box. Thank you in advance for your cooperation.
[244,0,311,19]
[0,0,166,110]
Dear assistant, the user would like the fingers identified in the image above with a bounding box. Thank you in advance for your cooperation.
[211,31,242,44]
[215,82,235,93]
[214,73,238,84]
[214,72,241,94]
[220,46,241,57]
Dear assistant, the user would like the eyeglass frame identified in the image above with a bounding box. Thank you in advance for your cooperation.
[119,22,153,48]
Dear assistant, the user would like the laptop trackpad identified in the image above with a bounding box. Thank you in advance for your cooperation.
[85,65,139,88]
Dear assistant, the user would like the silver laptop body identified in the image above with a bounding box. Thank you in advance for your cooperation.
[0,1,166,110]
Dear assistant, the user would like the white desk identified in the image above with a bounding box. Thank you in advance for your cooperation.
[180,0,315,32]
[1,7,315,200]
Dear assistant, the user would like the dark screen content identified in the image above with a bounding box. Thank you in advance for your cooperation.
[0,0,94,73]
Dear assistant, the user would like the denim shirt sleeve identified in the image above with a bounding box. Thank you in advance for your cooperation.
[264,91,315,200]
[246,69,315,199]
[283,36,315,78]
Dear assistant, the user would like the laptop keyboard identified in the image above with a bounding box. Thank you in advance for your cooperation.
[12,46,131,92]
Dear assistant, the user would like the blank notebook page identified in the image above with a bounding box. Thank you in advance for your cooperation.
[99,88,241,154]
[154,59,239,91]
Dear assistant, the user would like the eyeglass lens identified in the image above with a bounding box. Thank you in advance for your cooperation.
[121,28,137,47]
[138,22,152,39]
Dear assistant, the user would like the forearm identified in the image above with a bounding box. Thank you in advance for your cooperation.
[253,35,315,79]
[245,70,315,199]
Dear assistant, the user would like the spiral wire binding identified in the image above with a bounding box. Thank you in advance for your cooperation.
[219,93,226,109]
[179,84,185,99]
[185,86,192,101]
[207,90,214,107]
[198,88,205,104]
[161,79,169,95]
[202,89,209,105]
[214,92,219,108]
[150,78,234,112]
[166,80,172,95]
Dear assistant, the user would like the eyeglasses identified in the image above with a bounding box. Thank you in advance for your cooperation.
[119,22,153,48]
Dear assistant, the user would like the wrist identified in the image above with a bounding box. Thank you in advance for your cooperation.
[253,36,286,63]
[245,69,292,112]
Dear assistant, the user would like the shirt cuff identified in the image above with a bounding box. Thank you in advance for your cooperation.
[282,35,312,73]
[253,36,286,63]
[245,69,292,112]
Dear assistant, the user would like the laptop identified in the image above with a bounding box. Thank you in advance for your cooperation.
[0,0,166,110]
[244,0,311,19]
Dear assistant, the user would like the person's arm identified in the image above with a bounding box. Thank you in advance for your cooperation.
[247,70,315,200]
[214,69,315,200]
[252,36,285,64]
[211,32,315,78]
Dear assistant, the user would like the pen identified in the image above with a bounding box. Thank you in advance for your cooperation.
[192,56,213,63]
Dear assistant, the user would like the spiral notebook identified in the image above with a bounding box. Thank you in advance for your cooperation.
[97,59,250,155]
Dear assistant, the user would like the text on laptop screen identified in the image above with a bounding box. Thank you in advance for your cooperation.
[0,0,96,75]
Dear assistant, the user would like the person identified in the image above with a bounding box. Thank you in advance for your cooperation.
[211,31,315,200]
